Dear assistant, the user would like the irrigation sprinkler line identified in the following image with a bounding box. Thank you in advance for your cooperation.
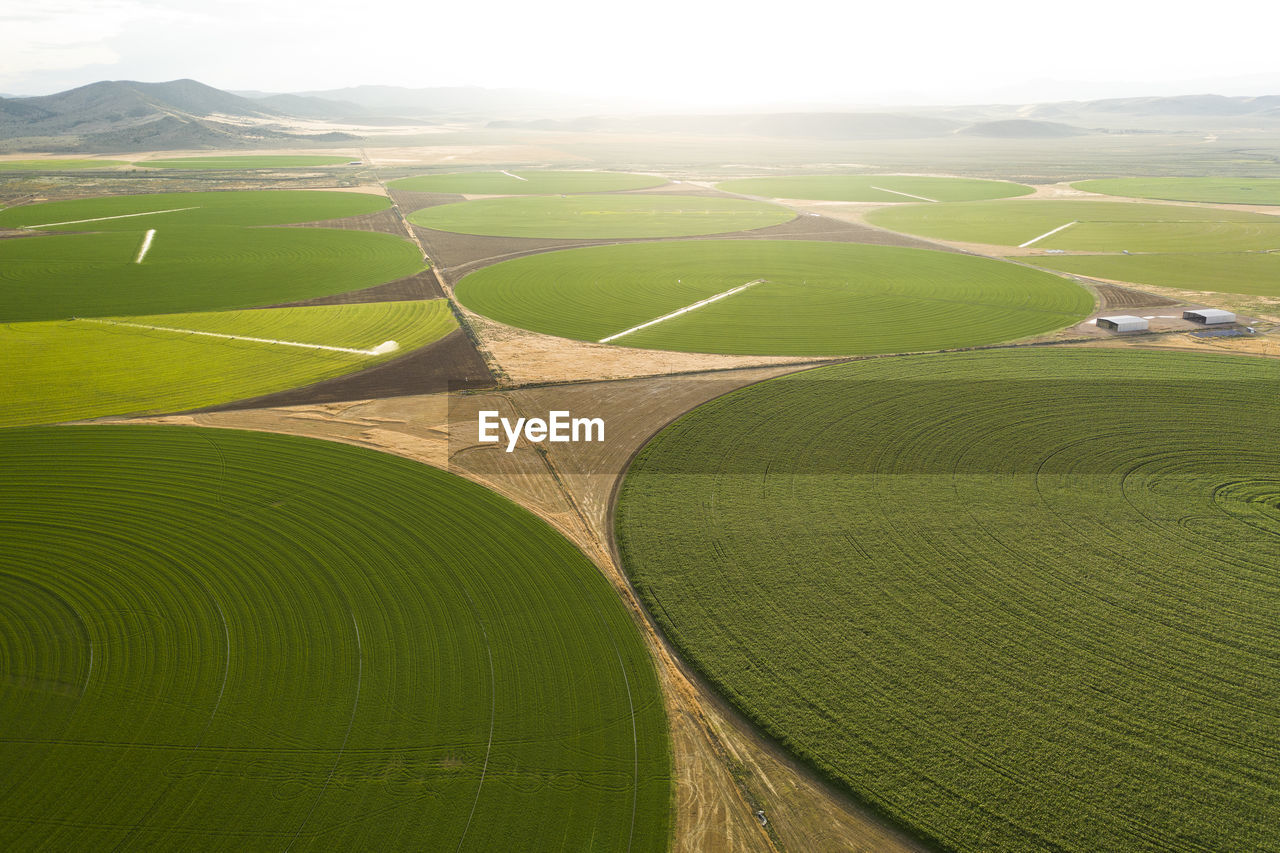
[869,186,939,203]
[72,317,398,356]
[598,279,765,343]
[133,229,156,263]
[1020,220,1078,248]
[499,170,528,181]
[22,206,198,228]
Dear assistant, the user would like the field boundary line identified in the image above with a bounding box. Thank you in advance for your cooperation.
[499,170,528,181]
[134,229,156,263]
[598,279,765,343]
[1020,220,1077,248]
[870,186,938,203]
[23,206,198,228]
[72,317,399,356]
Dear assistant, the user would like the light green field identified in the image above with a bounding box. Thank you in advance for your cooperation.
[0,425,670,849]
[0,300,455,426]
[868,199,1277,250]
[1075,177,1280,205]
[618,347,1280,853]
[1021,251,1280,297]
[389,170,666,194]
[410,194,794,238]
[717,174,1033,202]
[455,241,1092,355]
[137,155,355,169]
[0,189,391,230]
[0,226,425,322]
[0,159,128,171]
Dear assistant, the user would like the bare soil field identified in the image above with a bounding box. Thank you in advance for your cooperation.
[1092,282,1181,310]
[387,189,466,214]
[258,269,445,308]
[288,205,404,236]
[197,329,491,410]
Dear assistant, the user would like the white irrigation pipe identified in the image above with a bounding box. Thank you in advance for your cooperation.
[133,229,156,263]
[73,317,399,355]
[499,170,528,181]
[22,206,199,228]
[870,186,938,203]
[1019,221,1078,248]
[598,279,765,343]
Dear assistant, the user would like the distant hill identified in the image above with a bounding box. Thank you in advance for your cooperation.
[958,119,1090,138]
[0,79,357,151]
[489,111,962,139]
[1024,93,1280,120]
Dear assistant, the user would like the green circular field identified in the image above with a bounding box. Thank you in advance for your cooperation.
[0,425,669,850]
[0,301,457,426]
[0,189,391,230]
[389,170,665,194]
[455,241,1092,355]
[868,198,1280,252]
[0,159,128,171]
[1022,250,1280,298]
[617,348,1280,853]
[717,174,1033,202]
[0,191,425,321]
[1074,177,1280,205]
[138,155,355,169]
[409,194,793,238]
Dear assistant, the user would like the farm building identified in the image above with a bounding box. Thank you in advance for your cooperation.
[1097,315,1149,332]
[1183,308,1236,325]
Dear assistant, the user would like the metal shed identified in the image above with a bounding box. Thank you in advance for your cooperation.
[1096,315,1149,332]
[1183,309,1236,325]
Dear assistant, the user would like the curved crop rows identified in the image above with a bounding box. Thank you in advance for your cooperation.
[717,174,1033,202]
[455,240,1093,355]
[0,426,669,850]
[0,159,128,171]
[1074,177,1280,206]
[0,227,426,322]
[868,199,1276,250]
[389,170,666,194]
[617,348,1280,853]
[0,300,456,426]
[409,194,794,239]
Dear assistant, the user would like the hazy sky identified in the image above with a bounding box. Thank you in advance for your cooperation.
[3,0,1278,104]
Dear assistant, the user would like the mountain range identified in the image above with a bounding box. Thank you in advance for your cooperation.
[1,78,1276,152]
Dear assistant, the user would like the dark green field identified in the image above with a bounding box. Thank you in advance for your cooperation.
[717,174,1033,202]
[409,194,794,238]
[0,426,670,850]
[388,170,665,194]
[617,348,1280,853]
[455,240,1093,355]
